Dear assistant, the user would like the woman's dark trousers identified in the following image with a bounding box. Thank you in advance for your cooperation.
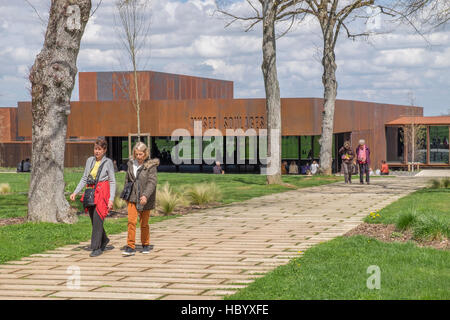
[342,162,352,183]
[359,163,370,184]
[88,207,109,250]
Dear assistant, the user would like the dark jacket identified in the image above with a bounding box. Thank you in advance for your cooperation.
[339,146,354,164]
[124,158,159,211]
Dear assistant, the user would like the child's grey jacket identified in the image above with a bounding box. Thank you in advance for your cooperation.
[73,156,116,202]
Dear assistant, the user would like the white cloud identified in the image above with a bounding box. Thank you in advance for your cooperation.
[0,0,448,116]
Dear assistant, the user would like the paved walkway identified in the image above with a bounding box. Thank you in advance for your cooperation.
[416,169,450,177]
[0,177,430,300]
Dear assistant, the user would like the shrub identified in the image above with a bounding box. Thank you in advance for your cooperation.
[0,183,11,195]
[396,209,418,231]
[156,182,184,215]
[430,179,441,189]
[442,178,450,189]
[113,196,127,210]
[113,184,127,210]
[413,215,449,241]
[186,182,222,205]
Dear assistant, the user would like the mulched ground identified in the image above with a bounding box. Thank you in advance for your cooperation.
[344,223,449,250]
[0,217,26,226]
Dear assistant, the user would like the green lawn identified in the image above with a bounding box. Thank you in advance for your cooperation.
[364,188,450,225]
[0,171,342,219]
[364,187,450,240]
[227,236,450,300]
[0,171,342,264]
[228,185,450,300]
[0,215,177,264]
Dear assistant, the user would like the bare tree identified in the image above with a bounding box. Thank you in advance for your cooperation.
[28,0,92,223]
[402,122,427,168]
[216,0,306,185]
[285,1,390,175]
[114,0,152,140]
[399,0,449,28]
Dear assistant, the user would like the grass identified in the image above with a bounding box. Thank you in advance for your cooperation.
[363,187,450,241]
[0,215,177,264]
[227,236,450,300]
[0,171,343,264]
[0,171,343,219]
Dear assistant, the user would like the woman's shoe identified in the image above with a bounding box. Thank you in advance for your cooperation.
[122,246,136,256]
[90,249,103,257]
[101,238,110,251]
[141,245,153,254]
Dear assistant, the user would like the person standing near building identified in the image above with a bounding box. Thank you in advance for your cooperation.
[213,161,224,174]
[70,137,116,257]
[122,142,159,256]
[356,139,371,184]
[339,141,354,184]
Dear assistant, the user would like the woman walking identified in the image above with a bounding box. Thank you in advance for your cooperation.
[339,141,354,184]
[121,142,159,256]
[70,137,116,257]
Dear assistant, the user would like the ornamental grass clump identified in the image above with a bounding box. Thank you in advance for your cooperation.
[396,209,418,231]
[186,182,222,205]
[442,178,450,189]
[113,184,127,210]
[413,215,449,241]
[0,183,11,195]
[156,182,186,215]
[430,179,442,189]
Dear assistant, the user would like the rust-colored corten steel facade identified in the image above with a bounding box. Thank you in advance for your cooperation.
[1,70,425,171]
[79,71,234,102]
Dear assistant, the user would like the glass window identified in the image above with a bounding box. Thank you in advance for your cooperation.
[386,127,404,162]
[430,126,449,163]
[300,136,312,160]
[155,137,176,164]
[313,136,321,159]
[282,136,299,159]
[405,126,427,163]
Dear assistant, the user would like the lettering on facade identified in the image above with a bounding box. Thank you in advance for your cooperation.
[190,115,265,130]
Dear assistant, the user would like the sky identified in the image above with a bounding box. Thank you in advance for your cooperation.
[0,0,449,116]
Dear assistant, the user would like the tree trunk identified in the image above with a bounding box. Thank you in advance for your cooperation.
[28,0,91,223]
[261,1,282,185]
[319,31,338,175]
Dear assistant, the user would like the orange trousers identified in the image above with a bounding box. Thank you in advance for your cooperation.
[127,202,150,250]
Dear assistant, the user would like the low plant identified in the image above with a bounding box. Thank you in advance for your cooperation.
[186,182,222,205]
[396,209,418,231]
[0,183,11,195]
[112,184,127,210]
[442,178,450,189]
[413,215,449,241]
[156,182,184,215]
[430,179,442,189]
[368,210,381,220]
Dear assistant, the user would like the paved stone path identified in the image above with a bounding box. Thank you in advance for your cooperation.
[0,177,430,300]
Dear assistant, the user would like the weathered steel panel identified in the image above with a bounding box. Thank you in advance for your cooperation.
[97,72,114,101]
[78,72,97,101]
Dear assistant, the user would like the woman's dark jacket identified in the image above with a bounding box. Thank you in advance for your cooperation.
[124,158,159,210]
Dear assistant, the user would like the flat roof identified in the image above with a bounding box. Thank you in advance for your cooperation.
[386,116,450,125]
